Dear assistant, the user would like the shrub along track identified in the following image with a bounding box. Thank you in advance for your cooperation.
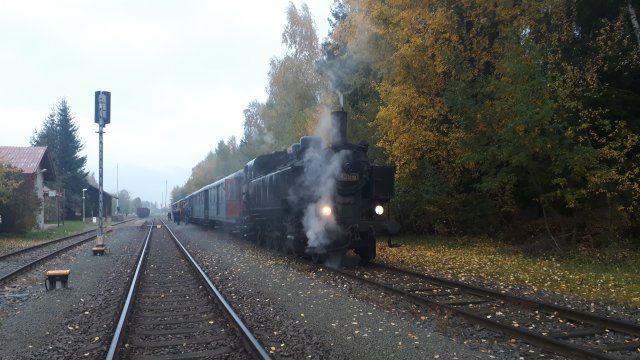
[106,220,270,359]
[333,262,640,359]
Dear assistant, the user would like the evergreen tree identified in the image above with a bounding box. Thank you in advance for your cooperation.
[31,99,89,219]
[31,109,59,166]
[56,99,88,216]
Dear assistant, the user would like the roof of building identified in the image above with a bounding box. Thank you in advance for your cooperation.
[0,146,56,181]
[86,183,118,199]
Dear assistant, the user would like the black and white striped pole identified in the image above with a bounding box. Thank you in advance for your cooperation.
[94,91,111,255]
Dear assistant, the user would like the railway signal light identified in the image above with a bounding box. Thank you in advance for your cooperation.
[94,91,111,125]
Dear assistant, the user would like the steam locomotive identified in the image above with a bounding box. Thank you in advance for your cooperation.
[173,110,397,263]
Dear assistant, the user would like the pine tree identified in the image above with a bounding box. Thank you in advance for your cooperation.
[31,109,59,165]
[31,99,89,219]
[56,99,88,216]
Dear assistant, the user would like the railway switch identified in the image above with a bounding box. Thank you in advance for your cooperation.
[45,269,71,290]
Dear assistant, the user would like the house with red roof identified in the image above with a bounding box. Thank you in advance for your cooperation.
[0,146,56,229]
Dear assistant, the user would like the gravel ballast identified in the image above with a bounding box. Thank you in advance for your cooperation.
[4,219,630,359]
[170,223,490,359]
[0,220,148,359]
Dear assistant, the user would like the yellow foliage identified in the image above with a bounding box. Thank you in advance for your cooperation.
[377,237,640,308]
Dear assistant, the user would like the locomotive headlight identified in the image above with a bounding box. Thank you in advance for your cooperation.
[374,205,384,216]
[320,205,333,217]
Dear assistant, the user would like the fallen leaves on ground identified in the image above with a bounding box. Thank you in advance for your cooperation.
[377,236,640,307]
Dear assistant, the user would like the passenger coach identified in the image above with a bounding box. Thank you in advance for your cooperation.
[175,170,243,230]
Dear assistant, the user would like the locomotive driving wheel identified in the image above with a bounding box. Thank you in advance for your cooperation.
[311,252,327,264]
[265,223,282,250]
[264,224,273,249]
[255,225,266,246]
[283,214,305,255]
[356,230,376,265]
[272,224,285,251]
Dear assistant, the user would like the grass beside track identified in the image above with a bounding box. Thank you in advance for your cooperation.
[376,235,640,308]
[0,221,97,254]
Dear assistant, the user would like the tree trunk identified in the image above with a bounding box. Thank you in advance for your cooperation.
[541,201,562,252]
[629,0,640,47]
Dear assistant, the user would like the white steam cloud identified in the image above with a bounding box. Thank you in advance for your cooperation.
[300,146,348,249]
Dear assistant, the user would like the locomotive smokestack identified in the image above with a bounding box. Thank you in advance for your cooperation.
[331,110,347,147]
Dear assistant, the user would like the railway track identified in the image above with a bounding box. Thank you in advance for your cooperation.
[106,219,271,359]
[334,262,640,359]
[0,219,135,284]
[1,230,100,284]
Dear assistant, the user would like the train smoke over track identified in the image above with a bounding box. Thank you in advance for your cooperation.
[299,147,347,249]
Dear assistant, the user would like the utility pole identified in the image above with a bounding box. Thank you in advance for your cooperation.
[116,164,119,215]
[61,190,65,226]
[82,188,87,223]
[94,91,111,255]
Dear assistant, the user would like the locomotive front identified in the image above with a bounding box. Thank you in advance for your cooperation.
[241,110,397,264]
[304,110,396,263]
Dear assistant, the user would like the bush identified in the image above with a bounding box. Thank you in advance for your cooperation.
[0,170,41,234]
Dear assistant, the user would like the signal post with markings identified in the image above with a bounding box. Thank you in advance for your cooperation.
[94,90,111,255]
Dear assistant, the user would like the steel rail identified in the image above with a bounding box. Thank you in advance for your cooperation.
[163,219,272,360]
[0,233,102,284]
[330,264,635,360]
[105,220,153,360]
[0,218,134,262]
[0,229,96,262]
[374,263,640,336]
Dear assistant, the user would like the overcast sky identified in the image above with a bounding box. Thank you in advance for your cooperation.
[0,0,333,208]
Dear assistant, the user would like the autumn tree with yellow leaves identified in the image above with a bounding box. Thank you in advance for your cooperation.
[326,0,640,245]
[172,2,327,204]
[172,0,639,247]
[261,2,327,149]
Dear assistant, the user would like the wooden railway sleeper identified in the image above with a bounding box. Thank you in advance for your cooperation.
[605,340,640,352]
[547,327,607,339]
